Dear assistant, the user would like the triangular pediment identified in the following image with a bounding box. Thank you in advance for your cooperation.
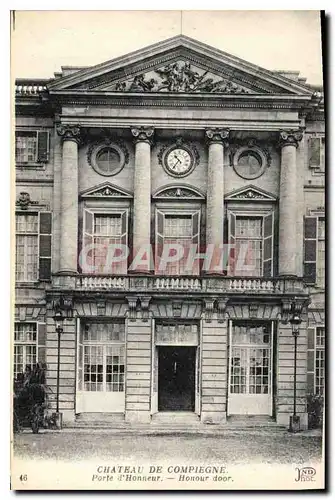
[153,184,205,200]
[225,185,277,202]
[80,182,133,199]
[48,35,314,96]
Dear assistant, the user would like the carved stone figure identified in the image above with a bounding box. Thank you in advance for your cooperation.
[112,60,250,94]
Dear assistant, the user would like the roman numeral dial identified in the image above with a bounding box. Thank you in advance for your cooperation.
[165,147,194,177]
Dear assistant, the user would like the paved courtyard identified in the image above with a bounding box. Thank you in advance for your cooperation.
[13,429,322,466]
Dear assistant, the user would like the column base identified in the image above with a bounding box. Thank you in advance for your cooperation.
[201,412,227,425]
[125,410,151,424]
[276,412,308,430]
[59,410,76,426]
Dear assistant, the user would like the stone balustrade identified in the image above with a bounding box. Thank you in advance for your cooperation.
[52,274,306,295]
[15,84,47,95]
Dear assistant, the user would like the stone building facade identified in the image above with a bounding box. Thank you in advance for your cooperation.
[14,36,325,428]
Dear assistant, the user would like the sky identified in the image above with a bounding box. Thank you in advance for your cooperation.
[11,10,323,85]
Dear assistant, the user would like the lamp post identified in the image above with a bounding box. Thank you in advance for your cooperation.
[53,309,64,425]
[289,311,302,433]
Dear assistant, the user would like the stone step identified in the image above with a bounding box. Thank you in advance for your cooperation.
[75,412,125,423]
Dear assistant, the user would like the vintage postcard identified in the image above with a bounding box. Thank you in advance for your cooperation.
[11,10,325,490]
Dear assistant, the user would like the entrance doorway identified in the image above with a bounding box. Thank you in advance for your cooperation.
[228,321,273,416]
[158,347,196,412]
[76,320,125,414]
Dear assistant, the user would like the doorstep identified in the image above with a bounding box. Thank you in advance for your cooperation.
[63,412,287,434]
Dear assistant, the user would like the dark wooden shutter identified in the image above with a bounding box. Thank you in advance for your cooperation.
[37,131,50,163]
[38,212,52,280]
[155,210,165,273]
[308,137,321,168]
[304,216,317,283]
[37,322,46,367]
[307,327,316,393]
[228,211,236,276]
[263,212,274,277]
[81,209,94,273]
[191,211,200,274]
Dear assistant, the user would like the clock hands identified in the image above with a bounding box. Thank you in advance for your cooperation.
[172,155,182,169]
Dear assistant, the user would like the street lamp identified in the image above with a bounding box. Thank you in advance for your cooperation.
[53,309,64,426]
[289,310,302,433]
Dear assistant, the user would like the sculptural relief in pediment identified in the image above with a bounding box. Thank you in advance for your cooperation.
[109,60,252,94]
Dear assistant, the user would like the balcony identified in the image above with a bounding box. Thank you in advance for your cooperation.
[51,274,308,296]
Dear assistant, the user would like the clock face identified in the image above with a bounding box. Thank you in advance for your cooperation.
[165,147,193,176]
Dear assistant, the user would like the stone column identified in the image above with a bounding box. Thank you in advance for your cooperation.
[278,130,303,276]
[57,125,81,274]
[205,129,229,274]
[131,127,154,272]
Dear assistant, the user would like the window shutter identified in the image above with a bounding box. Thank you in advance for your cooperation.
[307,327,316,393]
[37,131,50,163]
[120,211,128,273]
[191,211,200,274]
[263,212,274,277]
[37,322,46,368]
[228,211,236,276]
[155,210,165,273]
[38,212,52,280]
[308,137,321,168]
[81,209,94,273]
[304,216,317,283]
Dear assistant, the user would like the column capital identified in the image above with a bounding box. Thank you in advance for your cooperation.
[57,124,82,144]
[205,128,230,145]
[278,128,304,148]
[131,126,154,144]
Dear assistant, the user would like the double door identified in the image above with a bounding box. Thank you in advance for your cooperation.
[76,320,125,413]
[228,321,273,416]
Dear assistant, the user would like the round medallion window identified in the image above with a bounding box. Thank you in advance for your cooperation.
[233,146,268,180]
[88,142,127,177]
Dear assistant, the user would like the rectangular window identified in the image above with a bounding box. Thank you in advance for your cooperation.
[93,214,125,274]
[15,214,38,282]
[14,323,37,378]
[164,215,193,275]
[82,210,127,274]
[315,327,325,395]
[317,218,325,288]
[15,131,50,164]
[155,211,200,275]
[15,132,37,163]
[235,217,263,277]
[309,136,325,172]
[80,322,125,393]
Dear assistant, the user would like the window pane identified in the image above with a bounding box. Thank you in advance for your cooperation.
[16,133,37,162]
[92,215,125,274]
[14,323,37,379]
[15,215,38,282]
[14,323,37,342]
